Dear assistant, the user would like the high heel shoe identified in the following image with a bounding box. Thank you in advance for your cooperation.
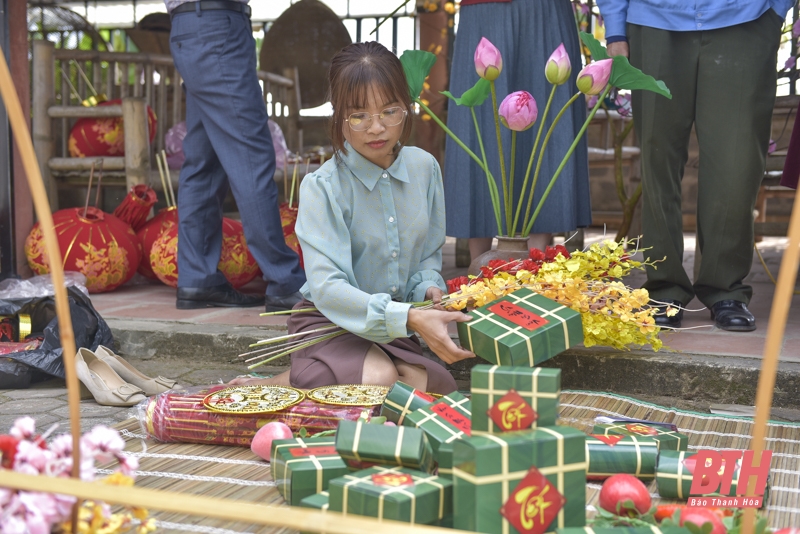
[75,348,147,407]
[95,345,178,396]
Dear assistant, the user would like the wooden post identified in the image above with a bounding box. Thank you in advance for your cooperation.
[122,97,150,189]
[414,9,450,164]
[32,40,56,211]
[10,0,32,276]
[283,66,302,153]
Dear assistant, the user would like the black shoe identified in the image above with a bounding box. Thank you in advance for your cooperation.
[176,282,265,309]
[651,299,684,328]
[265,291,304,312]
[710,300,756,332]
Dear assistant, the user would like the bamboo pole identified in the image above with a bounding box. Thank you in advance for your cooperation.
[740,192,800,534]
[0,44,83,481]
[0,470,467,534]
[32,41,57,211]
[122,97,151,190]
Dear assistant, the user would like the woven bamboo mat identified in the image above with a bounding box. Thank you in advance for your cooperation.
[111,390,800,533]
[560,390,800,529]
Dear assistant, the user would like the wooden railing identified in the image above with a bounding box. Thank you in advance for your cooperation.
[31,40,301,209]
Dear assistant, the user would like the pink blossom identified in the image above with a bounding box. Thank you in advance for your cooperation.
[545,44,572,86]
[587,95,599,109]
[49,434,72,459]
[118,454,139,476]
[10,417,36,440]
[615,92,632,117]
[82,425,124,463]
[498,91,538,131]
[14,440,52,473]
[768,139,777,154]
[474,37,503,81]
[577,59,613,95]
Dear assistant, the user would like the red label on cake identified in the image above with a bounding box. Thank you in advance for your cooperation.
[372,473,415,487]
[289,446,337,458]
[626,423,659,436]
[488,389,538,432]
[431,403,472,436]
[414,390,436,403]
[500,467,565,534]
[488,301,549,331]
[590,434,624,447]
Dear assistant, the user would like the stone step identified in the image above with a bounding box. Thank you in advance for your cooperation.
[110,319,800,410]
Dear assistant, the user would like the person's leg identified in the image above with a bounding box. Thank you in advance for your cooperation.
[693,11,782,314]
[629,24,700,306]
[361,345,400,387]
[170,13,229,289]
[177,12,305,297]
[527,233,551,252]
[394,360,428,392]
[229,370,291,387]
[469,238,493,261]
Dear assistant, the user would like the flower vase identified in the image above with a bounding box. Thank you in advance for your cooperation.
[467,235,530,276]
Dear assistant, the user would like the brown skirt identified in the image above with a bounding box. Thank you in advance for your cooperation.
[287,299,457,395]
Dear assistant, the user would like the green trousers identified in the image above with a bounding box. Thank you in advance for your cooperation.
[629,10,783,307]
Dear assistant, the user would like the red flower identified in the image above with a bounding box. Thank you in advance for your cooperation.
[529,248,545,262]
[487,258,512,272]
[545,245,571,262]
[0,434,20,469]
[480,266,495,279]
[446,275,470,294]
[519,259,540,273]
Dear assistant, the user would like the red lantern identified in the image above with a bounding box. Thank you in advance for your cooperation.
[149,217,260,289]
[113,184,158,232]
[219,218,261,288]
[136,207,178,279]
[24,207,142,293]
[150,221,179,287]
[279,202,304,268]
[68,99,157,158]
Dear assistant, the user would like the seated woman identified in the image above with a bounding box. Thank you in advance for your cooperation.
[232,42,474,394]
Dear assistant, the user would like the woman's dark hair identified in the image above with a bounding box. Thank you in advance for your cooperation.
[328,42,413,156]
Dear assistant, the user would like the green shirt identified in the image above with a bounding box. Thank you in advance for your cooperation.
[296,143,447,343]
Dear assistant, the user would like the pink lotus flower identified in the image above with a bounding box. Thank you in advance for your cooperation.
[498,91,538,131]
[577,59,613,95]
[474,37,503,81]
[545,44,572,86]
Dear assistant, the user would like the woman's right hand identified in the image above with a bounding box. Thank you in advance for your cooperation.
[406,308,476,365]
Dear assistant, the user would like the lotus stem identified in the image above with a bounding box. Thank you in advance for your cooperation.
[471,108,504,235]
[248,330,348,369]
[249,324,339,348]
[521,91,582,234]
[260,307,318,316]
[490,81,510,233]
[524,85,611,235]
[511,84,556,237]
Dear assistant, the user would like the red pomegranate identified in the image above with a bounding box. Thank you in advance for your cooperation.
[598,473,652,516]
[680,507,727,534]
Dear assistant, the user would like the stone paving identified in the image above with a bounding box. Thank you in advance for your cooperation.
[0,230,797,435]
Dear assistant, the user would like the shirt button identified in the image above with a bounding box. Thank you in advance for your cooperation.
[698,23,702,27]
[697,12,702,17]
[382,173,388,178]
[392,251,397,258]
[389,216,395,223]
[391,286,397,292]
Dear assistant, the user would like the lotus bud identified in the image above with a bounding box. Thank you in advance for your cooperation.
[544,43,572,85]
[498,91,538,131]
[474,37,503,81]
[576,58,613,95]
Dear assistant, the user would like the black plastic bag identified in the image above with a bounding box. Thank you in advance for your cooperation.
[0,287,113,387]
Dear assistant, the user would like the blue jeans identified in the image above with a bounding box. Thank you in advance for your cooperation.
[170,9,305,295]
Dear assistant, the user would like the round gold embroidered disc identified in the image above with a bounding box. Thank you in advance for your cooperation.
[307,384,389,406]
[203,385,305,414]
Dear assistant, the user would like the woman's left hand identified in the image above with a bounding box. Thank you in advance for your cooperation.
[425,286,445,310]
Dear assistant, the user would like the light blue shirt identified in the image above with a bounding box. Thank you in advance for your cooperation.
[597,0,795,40]
[295,143,447,344]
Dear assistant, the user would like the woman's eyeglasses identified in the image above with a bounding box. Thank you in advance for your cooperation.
[346,106,407,131]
